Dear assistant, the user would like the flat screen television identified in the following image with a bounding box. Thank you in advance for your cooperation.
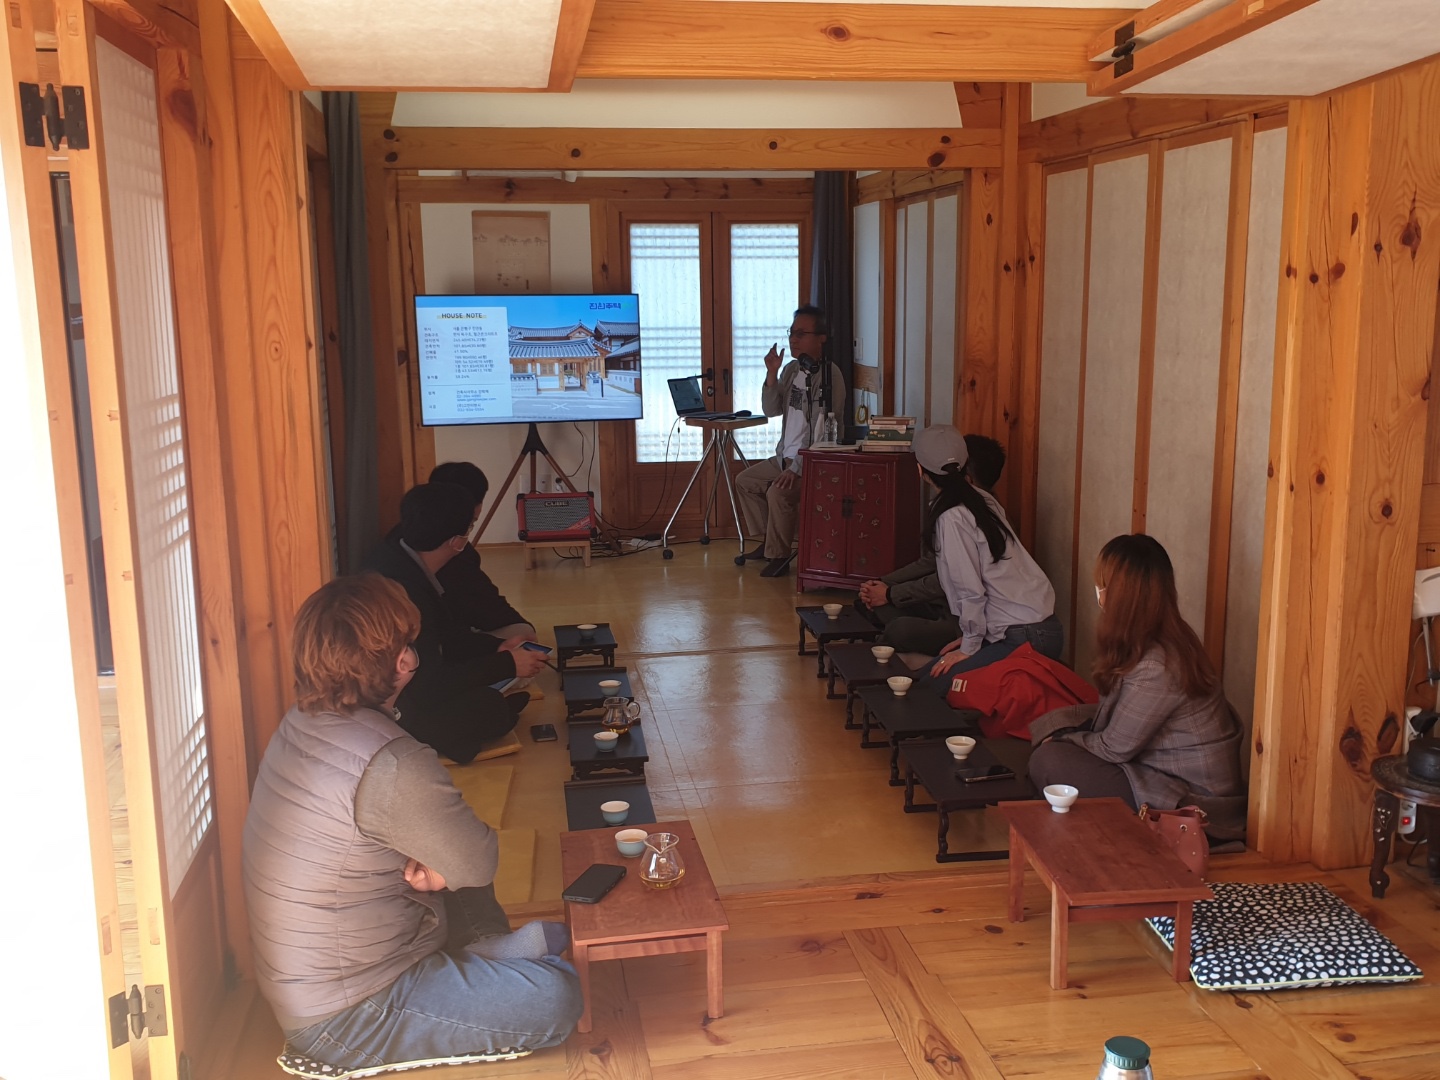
[415,293,643,426]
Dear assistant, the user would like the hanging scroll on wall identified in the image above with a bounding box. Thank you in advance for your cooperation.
[471,211,551,293]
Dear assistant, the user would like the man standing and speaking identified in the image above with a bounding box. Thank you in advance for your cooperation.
[736,305,847,578]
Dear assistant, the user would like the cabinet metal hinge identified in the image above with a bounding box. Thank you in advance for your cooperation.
[108,984,168,1047]
[17,82,90,150]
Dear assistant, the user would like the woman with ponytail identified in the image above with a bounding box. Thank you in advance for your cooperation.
[909,425,1062,682]
[1028,534,1246,840]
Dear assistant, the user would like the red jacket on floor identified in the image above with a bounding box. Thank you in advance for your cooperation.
[943,643,1098,740]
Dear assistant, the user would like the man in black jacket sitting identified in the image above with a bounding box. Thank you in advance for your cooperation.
[362,482,546,762]
[428,461,535,643]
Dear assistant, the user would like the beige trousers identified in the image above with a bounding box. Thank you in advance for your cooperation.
[735,457,801,559]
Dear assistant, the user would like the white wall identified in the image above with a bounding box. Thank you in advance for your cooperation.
[420,202,599,542]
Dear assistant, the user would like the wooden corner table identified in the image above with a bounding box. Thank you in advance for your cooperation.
[1368,754,1440,898]
[997,798,1213,990]
[560,820,728,1033]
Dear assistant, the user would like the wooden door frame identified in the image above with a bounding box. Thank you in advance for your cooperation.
[597,199,812,537]
[0,3,135,1075]
[48,0,261,1067]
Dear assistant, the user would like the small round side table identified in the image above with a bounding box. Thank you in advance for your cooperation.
[1369,754,1440,898]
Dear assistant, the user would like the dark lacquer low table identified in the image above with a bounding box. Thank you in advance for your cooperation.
[1369,754,1440,897]
[562,666,634,722]
[796,605,882,678]
[854,682,983,783]
[563,778,658,831]
[569,724,648,781]
[900,737,1038,862]
[554,623,619,684]
[825,641,907,726]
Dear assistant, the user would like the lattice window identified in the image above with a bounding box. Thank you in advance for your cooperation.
[97,39,212,896]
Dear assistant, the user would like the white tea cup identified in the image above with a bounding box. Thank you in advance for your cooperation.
[1043,784,1079,813]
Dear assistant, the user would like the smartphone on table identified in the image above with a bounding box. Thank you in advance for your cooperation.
[562,863,626,904]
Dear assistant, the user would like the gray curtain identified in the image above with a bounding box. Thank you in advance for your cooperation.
[323,92,380,573]
[810,171,854,435]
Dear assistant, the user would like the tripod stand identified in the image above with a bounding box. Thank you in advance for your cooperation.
[474,422,582,541]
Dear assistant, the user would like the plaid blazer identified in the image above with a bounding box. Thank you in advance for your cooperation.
[1057,647,1245,817]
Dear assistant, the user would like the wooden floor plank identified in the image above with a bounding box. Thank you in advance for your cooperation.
[845,925,1005,1080]
[963,990,1257,1079]
[649,1041,917,1080]
[566,962,653,1080]
[635,979,895,1069]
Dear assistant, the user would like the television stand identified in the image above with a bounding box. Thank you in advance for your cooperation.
[475,423,582,542]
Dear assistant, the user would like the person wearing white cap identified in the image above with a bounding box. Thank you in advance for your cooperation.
[909,424,1062,685]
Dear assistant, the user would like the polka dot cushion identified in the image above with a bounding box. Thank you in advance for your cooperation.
[1148,881,1422,990]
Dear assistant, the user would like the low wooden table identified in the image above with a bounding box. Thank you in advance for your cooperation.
[569,724,649,782]
[560,819,728,1033]
[563,778,657,831]
[562,666,633,722]
[998,798,1213,990]
[854,682,983,782]
[1369,754,1440,897]
[825,641,901,725]
[796,605,881,678]
[899,737,1037,861]
[554,623,618,684]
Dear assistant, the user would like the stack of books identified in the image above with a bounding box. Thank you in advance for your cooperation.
[859,416,916,452]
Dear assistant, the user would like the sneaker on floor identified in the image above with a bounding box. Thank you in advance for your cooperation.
[759,555,792,578]
[739,543,766,562]
[277,1046,533,1079]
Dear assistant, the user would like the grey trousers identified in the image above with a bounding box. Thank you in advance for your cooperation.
[735,457,801,559]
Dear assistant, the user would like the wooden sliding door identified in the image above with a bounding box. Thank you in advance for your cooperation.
[1032,116,1288,757]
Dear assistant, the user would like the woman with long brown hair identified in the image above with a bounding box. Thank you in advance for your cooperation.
[1028,534,1246,840]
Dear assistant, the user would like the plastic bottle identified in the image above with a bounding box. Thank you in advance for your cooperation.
[1096,1036,1153,1080]
[822,412,839,445]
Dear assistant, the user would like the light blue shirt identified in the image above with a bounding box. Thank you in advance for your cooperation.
[935,493,1055,656]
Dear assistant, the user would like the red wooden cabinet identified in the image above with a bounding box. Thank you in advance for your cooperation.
[796,448,925,591]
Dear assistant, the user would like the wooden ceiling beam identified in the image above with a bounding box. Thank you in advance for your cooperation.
[1087,0,1322,96]
[375,125,999,171]
[953,82,1004,129]
[395,174,814,203]
[1020,94,1283,162]
[223,0,309,88]
[88,0,200,51]
[548,0,597,92]
[577,0,1131,83]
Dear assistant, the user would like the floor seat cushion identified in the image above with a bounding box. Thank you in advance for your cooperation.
[1148,881,1423,990]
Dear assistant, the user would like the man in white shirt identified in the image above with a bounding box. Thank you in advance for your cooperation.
[735,306,847,577]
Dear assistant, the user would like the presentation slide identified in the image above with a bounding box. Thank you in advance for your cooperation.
[416,294,644,427]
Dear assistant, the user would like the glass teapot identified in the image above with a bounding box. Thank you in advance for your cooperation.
[640,832,686,890]
[601,696,641,734]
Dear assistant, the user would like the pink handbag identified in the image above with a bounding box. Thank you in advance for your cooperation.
[1138,804,1209,878]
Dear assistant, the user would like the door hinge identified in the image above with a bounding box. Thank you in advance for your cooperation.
[108,984,168,1047]
[17,82,90,151]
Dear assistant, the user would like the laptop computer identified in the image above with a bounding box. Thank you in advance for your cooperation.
[667,375,737,421]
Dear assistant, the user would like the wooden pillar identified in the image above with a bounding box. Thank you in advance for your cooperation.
[1251,60,1440,868]
[197,0,285,745]
[219,11,331,752]
[359,92,405,531]
[959,84,1028,527]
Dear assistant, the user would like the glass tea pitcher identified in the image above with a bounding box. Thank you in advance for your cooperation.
[640,832,686,889]
[601,696,641,734]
